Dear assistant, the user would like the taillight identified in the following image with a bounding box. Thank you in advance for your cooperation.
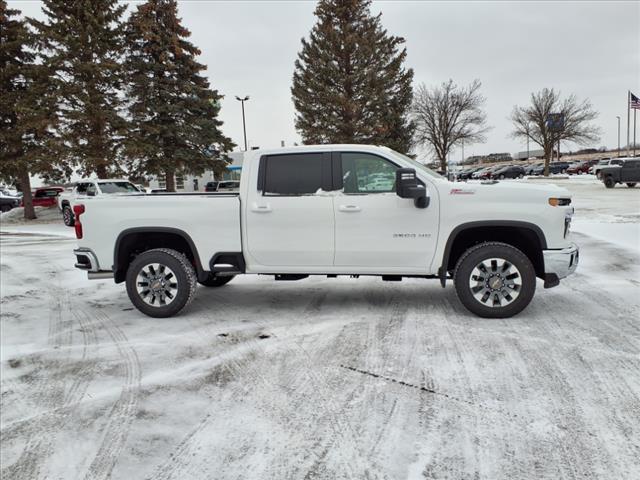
[73,204,85,239]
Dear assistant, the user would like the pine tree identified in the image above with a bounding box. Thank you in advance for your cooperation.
[0,2,60,220]
[30,0,126,178]
[292,0,414,153]
[124,0,234,191]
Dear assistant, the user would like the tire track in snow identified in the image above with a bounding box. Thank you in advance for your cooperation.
[82,309,141,480]
[148,287,369,480]
[1,285,77,480]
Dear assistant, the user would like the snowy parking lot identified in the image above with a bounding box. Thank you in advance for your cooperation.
[1,177,639,479]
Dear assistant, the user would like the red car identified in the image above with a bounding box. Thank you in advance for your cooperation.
[566,159,598,175]
[23,186,64,207]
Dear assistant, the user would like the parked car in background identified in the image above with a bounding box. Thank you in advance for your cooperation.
[205,181,219,192]
[493,165,525,179]
[471,167,491,179]
[216,180,240,191]
[58,179,143,226]
[23,186,64,208]
[457,167,483,181]
[531,162,571,176]
[0,192,21,213]
[523,163,543,176]
[590,158,625,178]
[600,158,640,188]
[566,159,598,175]
[477,165,506,180]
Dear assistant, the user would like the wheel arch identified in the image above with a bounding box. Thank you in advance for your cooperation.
[113,227,206,283]
[439,221,547,286]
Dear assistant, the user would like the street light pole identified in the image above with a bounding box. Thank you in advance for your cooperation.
[616,116,621,157]
[235,95,249,151]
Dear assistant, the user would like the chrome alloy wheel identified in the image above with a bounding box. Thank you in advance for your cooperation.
[136,263,178,307]
[468,257,522,308]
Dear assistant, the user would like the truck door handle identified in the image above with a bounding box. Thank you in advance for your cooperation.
[251,203,272,213]
[339,205,361,212]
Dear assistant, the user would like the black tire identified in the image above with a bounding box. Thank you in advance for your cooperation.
[198,274,235,287]
[125,248,197,318]
[1,204,11,213]
[453,242,536,318]
[62,205,74,226]
[626,183,637,188]
[603,176,615,189]
[499,174,505,180]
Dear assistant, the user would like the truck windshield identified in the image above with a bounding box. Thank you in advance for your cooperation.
[99,182,140,193]
[385,149,444,179]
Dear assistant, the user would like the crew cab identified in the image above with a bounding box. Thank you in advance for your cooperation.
[72,145,579,319]
[600,158,640,188]
[590,158,624,178]
[58,179,143,226]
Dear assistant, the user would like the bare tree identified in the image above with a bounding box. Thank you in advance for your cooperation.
[412,79,489,172]
[510,88,600,176]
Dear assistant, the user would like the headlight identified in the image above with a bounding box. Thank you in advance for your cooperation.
[549,197,571,206]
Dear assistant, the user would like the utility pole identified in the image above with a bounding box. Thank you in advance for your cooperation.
[617,116,621,157]
[235,95,250,151]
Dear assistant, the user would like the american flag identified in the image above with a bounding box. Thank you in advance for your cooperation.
[631,91,640,110]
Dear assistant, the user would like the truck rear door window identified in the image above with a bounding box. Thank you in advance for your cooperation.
[263,153,325,195]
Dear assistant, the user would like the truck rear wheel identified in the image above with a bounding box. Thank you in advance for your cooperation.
[453,242,536,318]
[626,183,637,188]
[125,248,197,318]
[603,176,615,188]
[198,274,235,287]
[62,205,75,226]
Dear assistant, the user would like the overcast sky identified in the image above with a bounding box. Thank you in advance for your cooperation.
[10,0,640,160]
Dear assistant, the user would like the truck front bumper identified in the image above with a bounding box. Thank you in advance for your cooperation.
[74,248,113,279]
[542,242,579,288]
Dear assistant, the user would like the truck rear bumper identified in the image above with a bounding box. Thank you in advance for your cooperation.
[543,242,579,288]
[74,248,113,279]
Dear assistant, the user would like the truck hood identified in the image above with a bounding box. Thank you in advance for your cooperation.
[444,180,571,201]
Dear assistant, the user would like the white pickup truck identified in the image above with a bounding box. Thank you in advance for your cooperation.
[72,145,578,318]
[58,178,142,226]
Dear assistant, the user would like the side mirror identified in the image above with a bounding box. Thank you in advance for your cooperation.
[395,168,429,208]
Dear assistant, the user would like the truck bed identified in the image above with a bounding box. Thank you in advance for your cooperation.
[78,194,242,273]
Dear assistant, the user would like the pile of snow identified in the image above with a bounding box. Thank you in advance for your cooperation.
[0,206,62,225]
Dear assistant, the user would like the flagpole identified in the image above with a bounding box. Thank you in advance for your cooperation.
[634,109,637,157]
[627,90,631,156]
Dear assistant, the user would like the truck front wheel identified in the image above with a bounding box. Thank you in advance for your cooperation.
[453,242,536,318]
[125,248,197,318]
[603,176,615,189]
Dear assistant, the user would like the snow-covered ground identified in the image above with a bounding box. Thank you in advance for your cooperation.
[1,179,639,479]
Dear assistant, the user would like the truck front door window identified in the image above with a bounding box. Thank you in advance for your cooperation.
[341,153,397,194]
